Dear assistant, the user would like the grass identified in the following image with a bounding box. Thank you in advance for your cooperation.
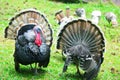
[0,0,120,80]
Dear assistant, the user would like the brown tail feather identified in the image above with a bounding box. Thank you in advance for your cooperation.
[57,18,105,62]
[5,9,52,46]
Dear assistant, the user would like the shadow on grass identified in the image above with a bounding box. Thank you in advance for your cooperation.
[59,71,100,80]
[60,73,83,80]
[9,67,47,79]
[49,0,80,3]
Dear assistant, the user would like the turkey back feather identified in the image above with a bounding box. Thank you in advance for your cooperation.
[4,9,52,47]
[57,18,105,64]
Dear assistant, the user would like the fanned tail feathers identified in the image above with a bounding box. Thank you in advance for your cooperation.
[4,9,52,46]
[57,18,105,63]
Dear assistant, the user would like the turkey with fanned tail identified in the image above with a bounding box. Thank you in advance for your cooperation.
[55,9,105,80]
[4,9,53,74]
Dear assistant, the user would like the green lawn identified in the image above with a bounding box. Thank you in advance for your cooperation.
[0,0,120,80]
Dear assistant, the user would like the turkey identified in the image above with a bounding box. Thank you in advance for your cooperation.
[55,10,105,80]
[55,7,73,25]
[91,10,101,25]
[4,9,53,74]
[75,8,86,19]
[105,12,118,26]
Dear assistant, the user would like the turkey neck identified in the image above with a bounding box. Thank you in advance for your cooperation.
[34,31,42,47]
[34,29,46,47]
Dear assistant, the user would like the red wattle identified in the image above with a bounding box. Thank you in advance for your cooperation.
[35,33,42,47]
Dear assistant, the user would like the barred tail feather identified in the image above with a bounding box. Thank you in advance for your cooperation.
[56,8,105,80]
[57,18,105,68]
[4,8,52,46]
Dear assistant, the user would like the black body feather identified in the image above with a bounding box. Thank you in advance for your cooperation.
[4,9,52,73]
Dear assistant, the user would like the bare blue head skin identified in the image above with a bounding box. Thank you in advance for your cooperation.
[33,26,46,43]
[33,26,41,33]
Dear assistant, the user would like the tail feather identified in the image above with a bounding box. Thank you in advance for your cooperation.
[57,18,105,63]
[5,9,52,46]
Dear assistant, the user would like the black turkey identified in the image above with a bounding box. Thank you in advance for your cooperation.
[55,9,105,80]
[55,7,73,25]
[4,9,53,74]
